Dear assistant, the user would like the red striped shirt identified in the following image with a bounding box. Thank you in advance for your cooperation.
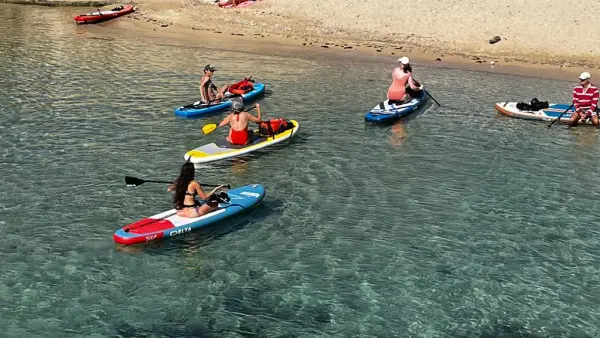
[573,84,599,114]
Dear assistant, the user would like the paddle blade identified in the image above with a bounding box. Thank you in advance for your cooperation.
[124,176,145,187]
[202,123,218,135]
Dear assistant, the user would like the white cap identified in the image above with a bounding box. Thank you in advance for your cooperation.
[398,56,410,65]
[579,72,591,80]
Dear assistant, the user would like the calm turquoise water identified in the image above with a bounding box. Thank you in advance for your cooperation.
[2,4,600,338]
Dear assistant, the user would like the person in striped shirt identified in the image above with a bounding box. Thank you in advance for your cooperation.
[569,72,599,127]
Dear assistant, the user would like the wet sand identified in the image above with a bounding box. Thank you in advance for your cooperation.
[4,0,598,81]
[86,10,585,82]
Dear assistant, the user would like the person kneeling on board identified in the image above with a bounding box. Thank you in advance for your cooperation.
[569,72,599,127]
[218,100,262,145]
[387,56,423,104]
[168,162,226,218]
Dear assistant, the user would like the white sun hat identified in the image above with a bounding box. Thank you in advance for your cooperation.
[398,56,410,65]
[579,72,591,80]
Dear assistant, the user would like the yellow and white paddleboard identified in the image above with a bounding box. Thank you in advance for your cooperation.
[185,120,299,164]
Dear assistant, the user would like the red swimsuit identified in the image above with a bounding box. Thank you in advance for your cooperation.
[230,113,249,145]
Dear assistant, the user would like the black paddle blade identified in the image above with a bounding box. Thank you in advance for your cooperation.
[182,102,208,109]
[124,176,145,187]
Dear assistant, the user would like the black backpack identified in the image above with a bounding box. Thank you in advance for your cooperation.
[517,98,549,111]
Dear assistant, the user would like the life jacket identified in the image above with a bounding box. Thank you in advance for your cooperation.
[229,78,255,95]
[258,118,294,137]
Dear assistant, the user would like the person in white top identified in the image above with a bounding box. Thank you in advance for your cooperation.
[569,72,599,127]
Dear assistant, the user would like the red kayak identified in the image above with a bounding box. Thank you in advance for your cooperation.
[74,5,135,25]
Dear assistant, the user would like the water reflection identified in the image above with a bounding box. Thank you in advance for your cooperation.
[389,119,408,147]
[570,126,598,149]
[231,158,249,175]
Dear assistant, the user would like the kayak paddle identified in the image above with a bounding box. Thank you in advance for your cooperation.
[547,103,574,128]
[201,105,257,135]
[125,176,229,189]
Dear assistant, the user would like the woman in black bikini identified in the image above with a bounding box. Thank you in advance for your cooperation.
[168,162,225,218]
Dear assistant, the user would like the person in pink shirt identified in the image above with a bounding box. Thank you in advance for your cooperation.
[570,72,599,127]
[387,56,422,104]
[216,0,253,7]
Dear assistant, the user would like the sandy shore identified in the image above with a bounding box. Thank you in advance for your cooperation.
[4,0,600,77]
[0,0,114,5]
[130,0,600,71]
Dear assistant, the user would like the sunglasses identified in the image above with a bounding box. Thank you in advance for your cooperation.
[580,78,588,81]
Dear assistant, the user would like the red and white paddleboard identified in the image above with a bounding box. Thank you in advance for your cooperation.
[113,184,265,245]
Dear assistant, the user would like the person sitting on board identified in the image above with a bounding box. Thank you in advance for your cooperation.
[218,100,262,145]
[199,64,229,104]
[387,56,422,105]
[168,162,225,218]
[569,72,599,127]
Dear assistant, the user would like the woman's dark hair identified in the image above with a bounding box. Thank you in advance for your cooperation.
[173,162,195,209]
[403,63,412,73]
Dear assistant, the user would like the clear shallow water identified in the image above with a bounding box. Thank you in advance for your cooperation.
[2,4,600,338]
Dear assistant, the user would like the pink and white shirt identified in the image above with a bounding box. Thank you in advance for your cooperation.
[573,84,599,115]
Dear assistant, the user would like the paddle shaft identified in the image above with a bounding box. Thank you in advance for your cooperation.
[424,90,441,106]
[547,103,574,128]
[126,177,227,188]
[142,179,173,184]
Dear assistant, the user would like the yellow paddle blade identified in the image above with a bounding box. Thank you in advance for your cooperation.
[202,123,217,135]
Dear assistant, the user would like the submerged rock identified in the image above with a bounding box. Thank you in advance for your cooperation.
[489,35,501,44]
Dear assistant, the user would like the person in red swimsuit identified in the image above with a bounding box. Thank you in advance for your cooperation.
[218,100,262,145]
